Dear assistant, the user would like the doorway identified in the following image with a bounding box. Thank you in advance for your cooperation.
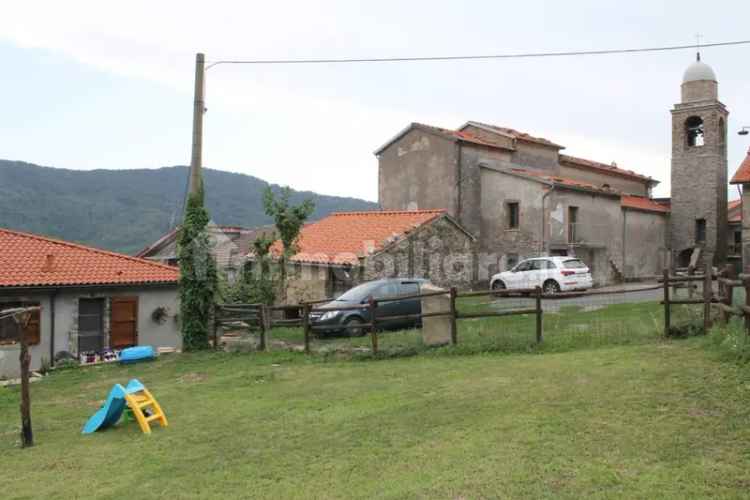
[111,297,138,348]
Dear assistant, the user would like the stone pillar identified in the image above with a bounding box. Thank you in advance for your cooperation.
[420,284,451,346]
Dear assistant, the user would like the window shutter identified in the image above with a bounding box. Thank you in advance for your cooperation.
[24,309,41,346]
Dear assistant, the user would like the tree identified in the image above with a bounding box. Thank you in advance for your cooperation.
[178,185,217,350]
[220,233,277,306]
[262,186,314,302]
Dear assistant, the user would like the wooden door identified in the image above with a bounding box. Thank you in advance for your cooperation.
[111,297,138,348]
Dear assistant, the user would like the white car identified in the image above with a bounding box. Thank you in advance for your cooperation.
[490,256,593,294]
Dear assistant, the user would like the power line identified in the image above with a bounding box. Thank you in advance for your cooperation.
[205,39,750,69]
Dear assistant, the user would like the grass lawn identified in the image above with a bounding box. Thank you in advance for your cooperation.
[3,338,750,498]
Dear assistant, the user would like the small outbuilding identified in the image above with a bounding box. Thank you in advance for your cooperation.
[261,210,476,304]
[0,227,181,378]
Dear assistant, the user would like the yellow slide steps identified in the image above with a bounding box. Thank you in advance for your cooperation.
[124,388,168,434]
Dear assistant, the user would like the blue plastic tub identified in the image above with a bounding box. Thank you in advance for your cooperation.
[119,346,156,364]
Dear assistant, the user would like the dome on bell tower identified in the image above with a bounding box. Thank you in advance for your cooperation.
[680,54,718,102]
[683,56,717,83]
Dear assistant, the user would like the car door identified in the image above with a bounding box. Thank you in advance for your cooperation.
[398,281,422,328]
[536,259,555,288]
[510,260,533,289]
[372,282,401,330]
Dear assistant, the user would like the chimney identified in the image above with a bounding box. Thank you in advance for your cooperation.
[42,253,55,273]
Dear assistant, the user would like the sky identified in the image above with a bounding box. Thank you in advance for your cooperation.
[1,0,749,202]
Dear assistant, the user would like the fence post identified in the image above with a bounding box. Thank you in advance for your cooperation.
[449,287,458,345]
[302,303,311,354]
[745,277,750,337]
[663,268,671,336]
[703,259,713,334]
[259,304,268,351]
[212,305,220,350]
[687,265,695,299]
[368,297,378,355]
[534,286,543,344]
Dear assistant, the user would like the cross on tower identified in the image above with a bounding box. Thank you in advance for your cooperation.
[695,33,704,60]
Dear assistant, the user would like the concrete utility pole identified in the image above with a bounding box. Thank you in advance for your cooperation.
[188,52,206,198]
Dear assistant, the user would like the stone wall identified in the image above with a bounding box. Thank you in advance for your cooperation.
[378,127,459,214]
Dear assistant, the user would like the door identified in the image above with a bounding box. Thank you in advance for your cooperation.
[78,298,105,352]
[111,297,138,348]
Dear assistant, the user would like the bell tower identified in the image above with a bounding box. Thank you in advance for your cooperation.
[670,54,728,266]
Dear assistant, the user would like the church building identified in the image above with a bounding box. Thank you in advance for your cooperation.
[375,55,731,286]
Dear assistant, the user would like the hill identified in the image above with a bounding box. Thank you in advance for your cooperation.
[0,160,378,254]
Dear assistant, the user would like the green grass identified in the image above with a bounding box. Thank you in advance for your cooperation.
[3,339,750,499]
[262,299,666,357]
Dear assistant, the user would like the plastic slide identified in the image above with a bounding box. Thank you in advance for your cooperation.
[81,379,146,434]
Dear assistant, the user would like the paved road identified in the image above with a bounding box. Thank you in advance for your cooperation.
[487,284,662,313]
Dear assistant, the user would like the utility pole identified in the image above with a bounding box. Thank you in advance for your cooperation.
[188,52,206,198]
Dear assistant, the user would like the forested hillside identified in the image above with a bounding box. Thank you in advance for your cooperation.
[0,160,377,254]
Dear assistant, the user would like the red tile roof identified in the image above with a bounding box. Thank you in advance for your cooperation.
[269,210,448,265]
[507,168,620,195]
[0,227,179,288]
[730,148,750,184]
[463,121,565,149]
[560,154,657,184]
[621,195,670,214]
[415,123,515,150]
[729,199,742,223]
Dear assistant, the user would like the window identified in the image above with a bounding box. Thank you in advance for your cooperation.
[515,260,532,272]
[733,230,742,254]
[0,302,40,345]
[563,259,587,269]
[695,218,707,244]
[507,202,520,229]
[400,282,420,296]
[686,116,705,147]
[568,206,579,242]
[78,298,105,353]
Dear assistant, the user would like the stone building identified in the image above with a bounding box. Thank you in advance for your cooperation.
[375,56,737,285]
[670,55,729,267]
[263,210,475,303]
[376,121,667,285]
[730,150,750,270]
[137,224,274,282]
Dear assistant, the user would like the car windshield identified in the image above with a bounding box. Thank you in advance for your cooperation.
[562,259,587,269]
[334,281,383,302]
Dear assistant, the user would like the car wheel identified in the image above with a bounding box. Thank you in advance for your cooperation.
[543,280,561,295]
[491,280,506,291]
[344,317,366,337]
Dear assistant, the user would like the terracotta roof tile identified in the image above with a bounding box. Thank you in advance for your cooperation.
[269,210,446,266]
[465,121,565,149]
[621,195,670,214]
[0,227,179,288]
[560,154,656,184]
[730,148,750,184]
[508,168,620,195]
[729,199,742,222]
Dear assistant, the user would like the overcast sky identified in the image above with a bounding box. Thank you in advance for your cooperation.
[1,1,749,202]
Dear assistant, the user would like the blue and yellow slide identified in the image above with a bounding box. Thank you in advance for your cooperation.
[82,379,167,435]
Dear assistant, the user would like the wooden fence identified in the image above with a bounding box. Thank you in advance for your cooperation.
[215,287,543,354]
[660,261,750,336]
[214,280,687,354]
